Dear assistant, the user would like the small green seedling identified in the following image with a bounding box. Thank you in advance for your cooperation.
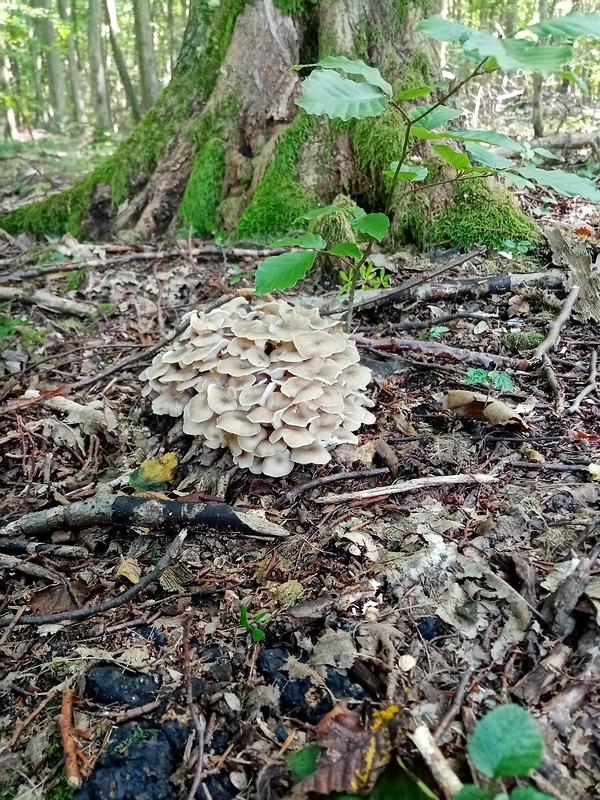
[0,305,44,349]
[454,704,552,800]
[465,367,514,392]
[421,325,450,340]
[338,261,391,295]
[66,268,86,291]
[240,604,269,643]
[502,238,533,255]
[229,264,255,285]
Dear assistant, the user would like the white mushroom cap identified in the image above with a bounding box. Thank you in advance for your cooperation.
[217,410,262,437]
[262,450,294,477]
[270,426,315,448]
[281,404,319,428]
[291,441,331,464]
[206,384,238,414]
[287,358,341,385]
[293,330,346,360]
[152,389,190,416]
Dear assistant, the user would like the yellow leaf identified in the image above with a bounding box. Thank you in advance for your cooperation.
[129,452,179,491]
[114,558,141,584]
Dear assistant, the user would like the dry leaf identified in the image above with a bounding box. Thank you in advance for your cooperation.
[114,558,141,584]
[28,584,76,616]
[443,390,526,428]
[293,701,399,796]
[523,447,545,463]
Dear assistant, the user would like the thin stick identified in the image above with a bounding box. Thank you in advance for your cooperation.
[184,614,206,800]
[411,725,463,796]
[434,670,473,742]
[533,284,580,360]
[58,688,82,790]
[274,467,390,508]
[569,349,598,412]
[0,530,188,628]
[540,355,564,416]
[316,473,496,504]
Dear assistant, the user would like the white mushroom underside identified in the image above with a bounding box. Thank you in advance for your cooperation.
[140,298,375,477]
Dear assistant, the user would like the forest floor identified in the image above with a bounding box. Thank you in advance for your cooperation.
[1,167,600,800]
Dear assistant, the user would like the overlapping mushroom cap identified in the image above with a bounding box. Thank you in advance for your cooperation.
[140,297,375,477]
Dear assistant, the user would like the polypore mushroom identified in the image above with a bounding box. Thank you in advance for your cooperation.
[140,297,375,476]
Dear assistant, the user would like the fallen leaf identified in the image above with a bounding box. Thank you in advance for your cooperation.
[523,447,545,463]
[129,452,178,491]
[310,630,357,670]
[443,390,526,428]
[114,558,141,584]
[28,584,76,616]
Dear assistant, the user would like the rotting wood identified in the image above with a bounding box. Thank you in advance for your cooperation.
[316,473,497,504]
[512,643,572,704]
[58,688,82,790]
[545,226,600,323]
[540,542,600,638]
[274,467,390,509]
[491,131,600,158]
[0,287,96,317]
[0,494,289,540]
[353,335,523,370]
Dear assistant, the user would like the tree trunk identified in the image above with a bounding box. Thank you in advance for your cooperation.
[36,0,69,129]
[104,0,143,122]
[0,57,19,139]
[88,0,112,133]
[3,0,539,255]
[532,0,549,138]
[133,0,160,110]
[57,0,87,125]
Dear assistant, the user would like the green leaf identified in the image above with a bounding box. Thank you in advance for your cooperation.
[511,789,556,800]
[411,104,464,130]
[310,55,393,97]
[532,147,557,160]
[461,32,572,78]
[287,745,324,783]
[296,69,390,120]
[271,233,327,249]
[465,367,490,386]
[255,251,318,294]
[411,128,522,152]
[350,213,390,242]
[251,628,265,642]
[385,162,428,181]
[239,604,250,630]
[489,371,514,391]
[396,85,432,100]
[328,242,363,260]
[465,142,514,170]
[468,704,543,778]
[558,70,589,93]
[372,760,439,800]
[529,11,600,40]
[432,144,472,170]
[301,204,349,221]
[515,165,600,202]
[416,16,474,42]
[453,787,486,800]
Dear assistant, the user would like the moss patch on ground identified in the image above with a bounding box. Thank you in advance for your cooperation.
[428,178,542,251]
[236,115,317,242]
[179,139,226,237]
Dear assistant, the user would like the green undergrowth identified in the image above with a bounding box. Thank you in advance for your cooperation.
[273,0,318,13]
[236,114,317,242]
[501,331,546,352]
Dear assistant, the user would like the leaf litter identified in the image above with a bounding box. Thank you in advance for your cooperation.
[0,224,599,800]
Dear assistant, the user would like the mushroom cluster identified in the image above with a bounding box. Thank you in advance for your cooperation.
[140,297,375,477]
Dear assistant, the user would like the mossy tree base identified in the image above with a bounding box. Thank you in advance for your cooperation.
[1,0,540,257]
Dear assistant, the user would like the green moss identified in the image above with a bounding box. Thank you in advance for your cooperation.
[353,109,407,206]
[501,331,545,353]
[196,0,246,99]
[429,179,542,251]
[179,139,226,237]
[396,0,434,24]
[273,0,318,13]
[236,114,316,242]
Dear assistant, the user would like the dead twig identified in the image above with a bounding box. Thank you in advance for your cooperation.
[0,287,96,317]
[411,725,463,796]
[0,529,188,628]
[533,284,580,360]
[58,688,82,790]
[183,613,206,800]
[569,349,598,413]
[114,700,162,723]
[274,467,390,509]
[0,493,289,540]
[540,355,565,416]
[434,670,473,742]
[0,539,88,557]
[316,473,497,505]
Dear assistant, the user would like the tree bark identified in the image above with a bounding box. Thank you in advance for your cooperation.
[133,0,160,110]
[532,0,549,138]
[104,0,143,122]
[0,57,19,139]
[88,0,112,132]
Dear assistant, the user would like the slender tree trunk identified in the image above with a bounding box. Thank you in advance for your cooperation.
[532,0,549,138]
[167,0,175,77]
[104,0,142,122]
[57,0,87,125]
[36,0,69,129]
[88,0,112,132]
[0,57,19,139]
[133,0,160,110]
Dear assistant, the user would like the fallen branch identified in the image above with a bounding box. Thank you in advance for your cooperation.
[411,725,463,796]
[569,349,598,413]
[0,287,96,317]
[274,467,390,509]
[492,131,600,159]
[316,473,497,504]
[434,670,473,742]
[0,529,188,628]
[0,493,289,540]
[184,613,206,800]
[58,688,82,790]
[540,355,564,416]
[0,539,88,557]
[353,335,522,370]
[533,284,580,360]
